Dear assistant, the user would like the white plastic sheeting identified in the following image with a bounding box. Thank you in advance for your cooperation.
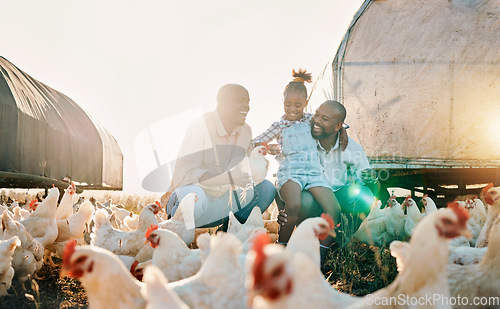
[309,0,500,168]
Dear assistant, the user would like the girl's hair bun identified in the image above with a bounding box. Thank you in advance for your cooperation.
[292,69,312,83]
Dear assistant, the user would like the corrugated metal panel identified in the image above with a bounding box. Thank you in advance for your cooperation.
[0,56,123,189]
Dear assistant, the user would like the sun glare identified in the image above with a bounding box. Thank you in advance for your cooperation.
[490,121,500,144]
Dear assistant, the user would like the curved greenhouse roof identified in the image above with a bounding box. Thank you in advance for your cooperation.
[0,56,123,190]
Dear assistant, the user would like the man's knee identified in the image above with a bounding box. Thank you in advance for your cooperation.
[167,185,206,217]
[298,191,322,220]
[348,185,375,217]
[255,180,277,211]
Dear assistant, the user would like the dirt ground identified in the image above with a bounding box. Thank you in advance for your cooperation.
[0,257,87,309]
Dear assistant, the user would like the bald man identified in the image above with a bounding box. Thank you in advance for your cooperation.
[162,84,276,230]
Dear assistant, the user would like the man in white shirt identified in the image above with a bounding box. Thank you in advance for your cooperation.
[161,84,276,229]
[278,100,380,246]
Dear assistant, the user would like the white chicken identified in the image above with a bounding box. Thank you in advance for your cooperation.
[55,182,77,220]
[475,183,500,248]
[159,193,197,246]
[247,233,355,309]
[228,206,265,237]
[385,196,406,241]
[12,206,31,221]
[354,200,392,246]
[448,214,500,308]
[167,232,246,309]
[55,200,95,243]
[448,246,487,265]
[421,194,437,216]
[247,202,472,309]
[20,187,59,247]
[45,200,96,264]
[227,207,267,254]
[7,200,19,212]
[143,225,202,282]
[0,236,21,296]
[360,202,471,308]
[236,144,270,203]
[239,144,270,187]
[111,204,133,223]
[61,240,146,309]
[109,211,124,230]
[402,195,422,238]
[472,198,487,225]
[123,213,141,231]
[286,214,336,267]
[92,201,162,256]
[141,265,189,309]
[0,204,9,216]
[463,199,484,247]
[1,212,44,285]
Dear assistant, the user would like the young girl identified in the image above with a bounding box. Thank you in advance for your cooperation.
[253,69,346,244]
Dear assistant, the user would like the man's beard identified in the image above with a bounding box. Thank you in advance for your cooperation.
[310,124,333,140]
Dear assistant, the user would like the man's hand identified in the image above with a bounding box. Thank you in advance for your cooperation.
[228,166,252,187]
[361,168,378,184]
[277,210,288,226]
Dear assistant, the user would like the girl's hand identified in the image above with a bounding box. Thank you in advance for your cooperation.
[268,144,281,156]
[339,127,349,151]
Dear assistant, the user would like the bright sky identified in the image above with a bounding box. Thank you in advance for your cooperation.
[1,0,364,193]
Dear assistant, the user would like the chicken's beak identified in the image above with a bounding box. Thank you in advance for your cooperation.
[329,230,337,238]
[460,227,472,239]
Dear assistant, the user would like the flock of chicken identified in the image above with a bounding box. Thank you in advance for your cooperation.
[0,182,499,308]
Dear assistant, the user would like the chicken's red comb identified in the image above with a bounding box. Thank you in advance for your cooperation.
[145,224,158,239]
[389,195,397,200]
[155,201,161,208]
[423,194,428,198]
[448,201,470,227]
[252,232,271,286]
[321,213,335,229]
[63,239,78,266]
[252,232,271,253]
[481,183,494,195]
[261,142,270,150]
[404,195,411,202]
[29,199,37,209]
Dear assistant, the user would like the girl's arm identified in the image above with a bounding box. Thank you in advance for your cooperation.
[339,123,349,151]
[252,122,281,146]
[253,122,282,155]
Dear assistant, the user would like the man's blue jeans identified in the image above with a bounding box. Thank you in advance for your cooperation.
[167,180,276,228]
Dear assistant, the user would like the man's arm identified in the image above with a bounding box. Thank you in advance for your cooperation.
[199,167,250,188]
